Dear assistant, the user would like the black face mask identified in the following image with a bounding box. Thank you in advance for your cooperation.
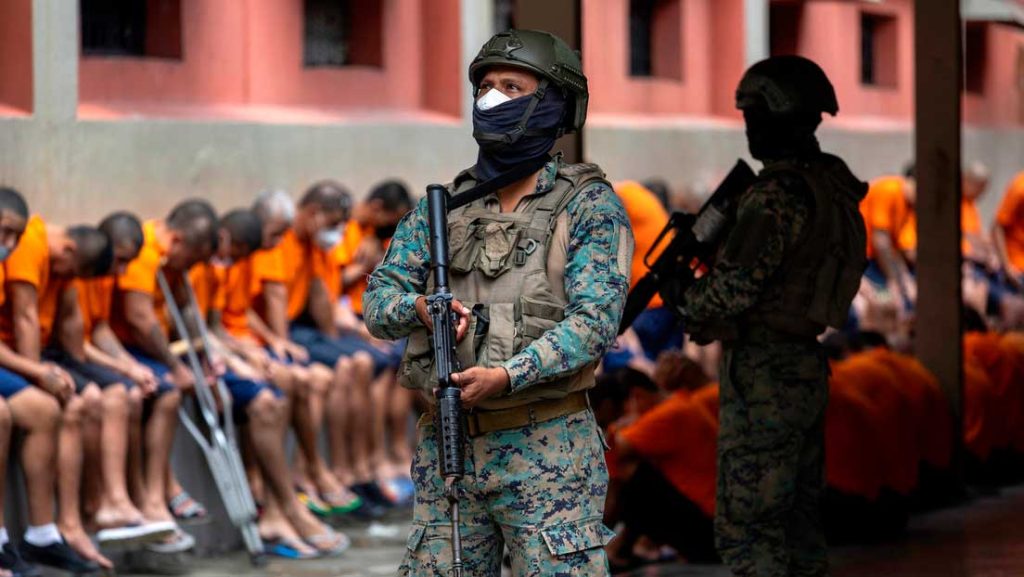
[374,224,397,240]
[743,108,820,161]
[472,82,566,182]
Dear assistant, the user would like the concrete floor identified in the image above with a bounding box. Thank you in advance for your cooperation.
[92,484,1024,577]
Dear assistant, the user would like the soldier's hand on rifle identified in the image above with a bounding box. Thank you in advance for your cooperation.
[415,296,471,343]
[451,366,510,408]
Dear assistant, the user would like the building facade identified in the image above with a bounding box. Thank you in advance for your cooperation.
[0,0,1021,224]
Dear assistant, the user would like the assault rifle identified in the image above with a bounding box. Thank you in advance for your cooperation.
[425,184,466,576]
[618,160,757,334]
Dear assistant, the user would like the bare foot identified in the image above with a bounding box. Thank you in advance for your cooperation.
[313,469,360,508]
[94,499,146,529]
[140,501,175,524]
[60,525,113,570]
[287,506,345,554]
[258,519,316,558]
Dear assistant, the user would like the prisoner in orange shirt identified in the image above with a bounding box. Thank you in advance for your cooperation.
[993,170,1024,290]
[861,168,915,304]
[333,180,414,317]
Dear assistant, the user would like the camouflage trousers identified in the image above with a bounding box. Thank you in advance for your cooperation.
[716,340,829,577]
[399,409,614,577]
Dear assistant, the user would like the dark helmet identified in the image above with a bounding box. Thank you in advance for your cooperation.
[736,55,838,119]
[469,29,588,133]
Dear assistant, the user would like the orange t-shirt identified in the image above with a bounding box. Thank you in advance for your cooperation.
[332,220,378,315]
[898,199,980,256]
[112,220,170,343]
[1,215,66,348]
[615,181,670,308]
[220,258,257,339]
[831,352,920,495]
[75,276,116,341]
[861,177,911,260]
[188,262,227,319]
[619,386,718,517]
[996,172,1024,271]
[251,228,332,322]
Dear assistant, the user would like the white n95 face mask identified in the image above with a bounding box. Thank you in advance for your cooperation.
[475,89,512,111]
[316,228,342,249]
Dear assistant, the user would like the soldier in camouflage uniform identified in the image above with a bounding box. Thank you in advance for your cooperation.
[364,30,632,576]
[681,56,867,577]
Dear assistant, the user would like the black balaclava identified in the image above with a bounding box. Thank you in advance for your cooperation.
[472,81,567,182]
[743,107,822,162]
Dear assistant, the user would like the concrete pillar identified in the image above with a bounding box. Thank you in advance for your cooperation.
[514,0,583,163]
[914,1,963,416]
[32,0,77,122]
[744,0,769,66]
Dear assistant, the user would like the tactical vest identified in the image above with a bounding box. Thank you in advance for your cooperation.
[741,156,867,338]
[399,162,609,410]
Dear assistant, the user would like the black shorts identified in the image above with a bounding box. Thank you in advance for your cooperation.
[42,347,134,393]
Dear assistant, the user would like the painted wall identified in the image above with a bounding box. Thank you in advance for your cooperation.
[964,22,1024,126]
[0,0,32,115]
[78,0,461,119]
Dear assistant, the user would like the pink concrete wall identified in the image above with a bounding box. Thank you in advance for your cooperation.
[583,0,724,116]
[964,22,1024,126]
[0,0,33,115]
[795,0,914,121]
[79,0,461,117]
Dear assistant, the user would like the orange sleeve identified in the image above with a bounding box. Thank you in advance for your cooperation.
[4,226,46,290]
[961,199,982,235]
[996,175,1024,227]
[250,246,287,294]
[118,250,159,296]
[897,213,917,252]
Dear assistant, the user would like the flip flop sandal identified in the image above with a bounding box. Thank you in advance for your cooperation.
[98,521,177,549]
[145,529,195,554]
[167,492,209,526]
[262,537,318,560]
[379,478,414,507]
[318,490,365,516]
[296,489,331,517]
[304,530,351,558]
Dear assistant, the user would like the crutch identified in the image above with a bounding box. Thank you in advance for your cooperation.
[157,268,266,565]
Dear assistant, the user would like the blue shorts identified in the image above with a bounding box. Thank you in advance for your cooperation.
[125,348,178,397]
[43,347,134,392]
[288,324,392,376]
[222,371,282,424]
[864,259,887,287]
[0,367,29,399]
[630,306,684,360]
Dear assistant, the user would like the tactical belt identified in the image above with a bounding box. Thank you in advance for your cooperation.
[429,391,589,437]
[735,323,819,344]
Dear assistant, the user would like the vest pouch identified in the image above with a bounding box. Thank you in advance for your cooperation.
[477,222,522,278]
[448,220,480,275]
[807,249,865,329]
[398,328,435,391]
[480,302,518,367]
[519,295,565,342]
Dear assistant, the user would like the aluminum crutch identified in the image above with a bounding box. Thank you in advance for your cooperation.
[157,269,266,565]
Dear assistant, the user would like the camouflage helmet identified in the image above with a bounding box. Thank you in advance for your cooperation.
[469,29,588,133]
[736,55,838,118]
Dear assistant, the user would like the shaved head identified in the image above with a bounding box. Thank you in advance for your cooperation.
[67,225,114,278]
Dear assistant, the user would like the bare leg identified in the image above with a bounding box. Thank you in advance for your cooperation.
[247,391,343,553]
[346,352,375,484]
[139,391,180,523]
[57,386,112,569]
[327,358,356,486]
[126,388,147,510]
[8,388,60,526]
[0,400,13,527]
[94,384,145,527]
[369,371,393,481]
[387,383,415,476]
